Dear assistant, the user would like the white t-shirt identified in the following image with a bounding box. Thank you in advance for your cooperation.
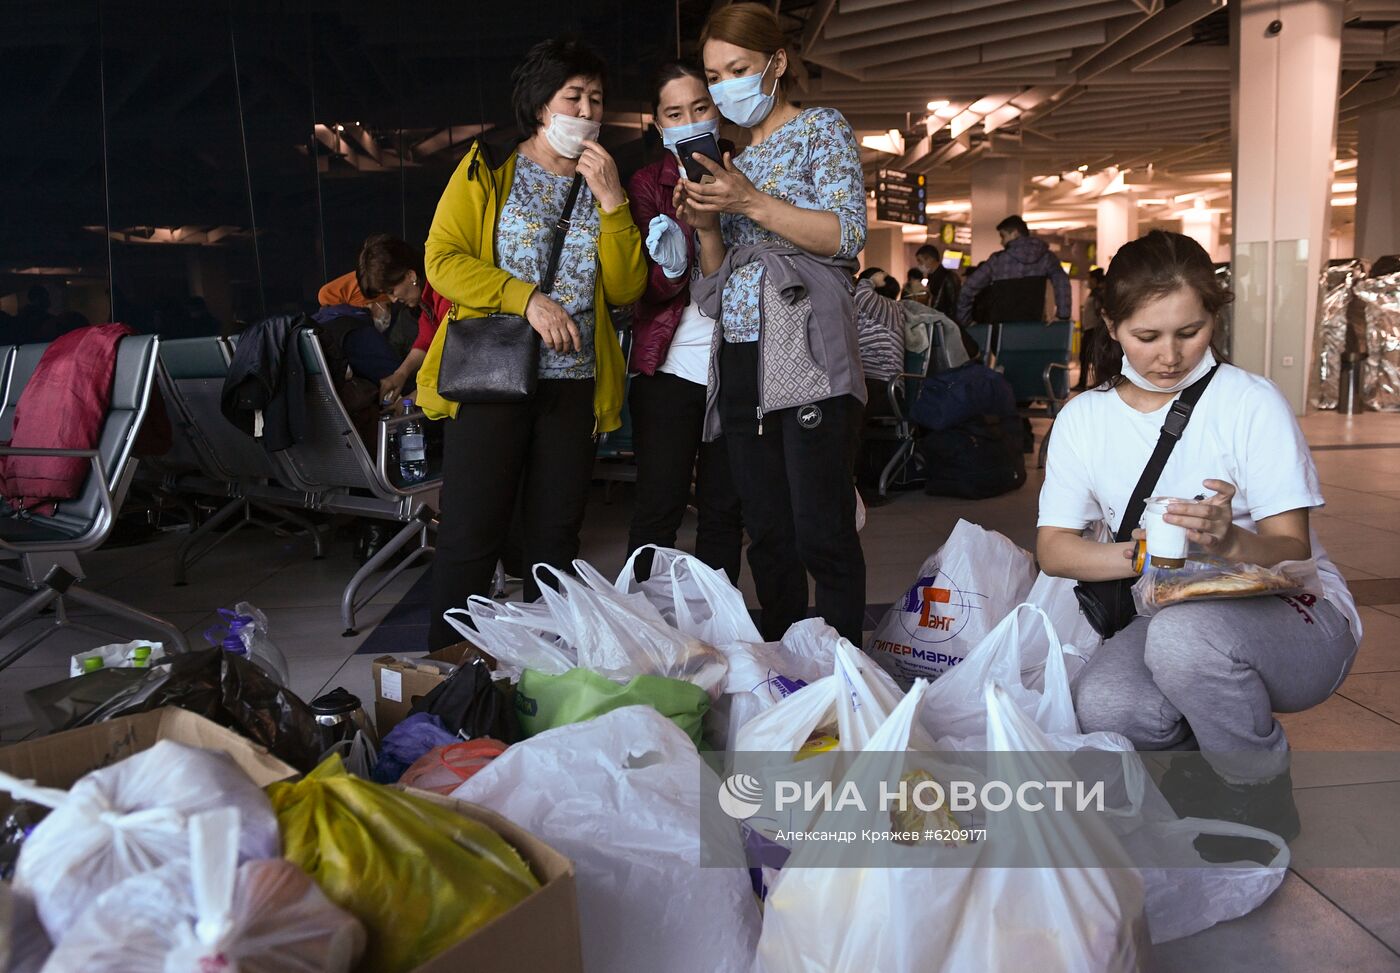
[657,298,714,387]
[1038,364,1360,638]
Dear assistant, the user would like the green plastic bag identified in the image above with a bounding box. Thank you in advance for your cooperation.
[268,755,539,973]
[516,667,710,744]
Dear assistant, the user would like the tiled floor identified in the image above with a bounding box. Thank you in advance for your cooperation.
[3,411,1399,969]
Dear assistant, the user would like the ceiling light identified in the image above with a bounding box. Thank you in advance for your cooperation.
[1331,196,1357,207]
[1332,181,1357,193]
[860,129,905,155]
[934,103,960,119]
[1333,158,1357,172]
[926,100,949,111]
[334,124,345,132]
[1077,164,1089,172]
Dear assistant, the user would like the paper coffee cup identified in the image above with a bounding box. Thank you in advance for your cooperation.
[1142,497,1189,567]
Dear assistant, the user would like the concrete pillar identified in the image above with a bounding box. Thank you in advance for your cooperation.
[1180,204,1222,260]
[1355,106,1400,262]
[1230,0,1342,414]
[860,225,905,282]
[1096,193,1139,267]
[970,159,1023,262]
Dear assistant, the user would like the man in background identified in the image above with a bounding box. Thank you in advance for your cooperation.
[914,243,960,321]
[955,215,1071,326]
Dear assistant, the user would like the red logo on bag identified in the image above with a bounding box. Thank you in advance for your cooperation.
[918,586,955,631]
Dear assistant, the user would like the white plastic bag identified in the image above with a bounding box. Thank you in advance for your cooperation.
[733,638,907,753]
[0,740,280,938]
[708,619,841,751]
[44,808,365,972]
[917,603,1080,747]
[451,706,760,973]
[1022,571,1101,687]
[448,597,575,680]
[68,640,166,677]
[755,682,1150,973]
[914,608,1286,945]
[616,545,762,647]
[867,519,1036,684]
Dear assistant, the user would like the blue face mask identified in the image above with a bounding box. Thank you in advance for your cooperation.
[659,117,721,155]
[708,55,778,129]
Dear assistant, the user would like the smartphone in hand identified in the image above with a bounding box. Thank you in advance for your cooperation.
[675,132,722,183]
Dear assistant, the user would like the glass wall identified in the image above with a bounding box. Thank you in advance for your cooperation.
[0,0,681,340]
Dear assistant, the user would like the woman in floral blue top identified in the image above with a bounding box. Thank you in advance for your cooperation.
[677,2,869,646]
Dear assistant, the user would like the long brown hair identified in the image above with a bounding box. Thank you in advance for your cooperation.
[700,3,789,97]
[1091,229,1232,389]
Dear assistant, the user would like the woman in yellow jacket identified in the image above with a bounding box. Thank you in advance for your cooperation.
[418,37,645,646]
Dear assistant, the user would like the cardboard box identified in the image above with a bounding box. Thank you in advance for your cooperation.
[406,790,583,973]
[0,708,296,813]
[372,641,491,735]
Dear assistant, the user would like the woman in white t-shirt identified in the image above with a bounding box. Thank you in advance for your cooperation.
[624,61,744,583]
[1038,230,1359,843]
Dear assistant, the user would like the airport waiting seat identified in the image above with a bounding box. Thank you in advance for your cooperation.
[969,320,1072,468]
[0,336,190,669]
[157,336,326,585]
[274,329,440,636]
[867,314,940,501]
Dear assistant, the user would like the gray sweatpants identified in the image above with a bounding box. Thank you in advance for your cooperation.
[1073,593,1358,782]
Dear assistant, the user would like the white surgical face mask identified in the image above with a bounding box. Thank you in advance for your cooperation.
[708,55,778,128]
[658,117,720,180]
[1120,346,1217,393]
[542,110,601,159]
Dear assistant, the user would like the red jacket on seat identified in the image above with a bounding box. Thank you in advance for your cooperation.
[0,323,134,515]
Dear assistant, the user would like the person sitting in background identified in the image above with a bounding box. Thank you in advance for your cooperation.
[955,215,1071,326]
[901,268,928,303]
[1073,267,1107,391]
[854,268,904,420]
[318,235,447,402]
[914,243,960,320]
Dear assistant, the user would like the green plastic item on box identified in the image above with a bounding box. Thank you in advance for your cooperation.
[515,668,710,745]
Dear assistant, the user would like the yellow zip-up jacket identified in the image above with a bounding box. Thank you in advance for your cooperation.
[417,141,646,431]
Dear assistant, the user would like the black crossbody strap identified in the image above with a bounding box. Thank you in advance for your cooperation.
[1113,365,1220,543]
[539,173,584,297]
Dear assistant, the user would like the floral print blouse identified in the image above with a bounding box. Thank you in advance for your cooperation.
[719,107,867,343]
[496,153,601,378]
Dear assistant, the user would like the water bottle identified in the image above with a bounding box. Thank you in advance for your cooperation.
[397,398,427,484]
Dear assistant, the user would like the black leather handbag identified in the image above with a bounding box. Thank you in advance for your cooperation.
[437,172,584,403]
[1073,366,1218,639]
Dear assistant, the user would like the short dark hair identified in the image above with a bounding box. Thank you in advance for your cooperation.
[906,268,925,282]
[650,59,706,117]
[915,244,940,260]
[1089,267,1105,283]
[511,37,608,137]
[857,267,884,281]
[356,234,422,298]
[1091,230,1232,390]
[997,215,1029,236]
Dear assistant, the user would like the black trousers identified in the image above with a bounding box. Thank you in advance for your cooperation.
[718,341,866,646]
[627,371,744,584]
[428,378,596,649]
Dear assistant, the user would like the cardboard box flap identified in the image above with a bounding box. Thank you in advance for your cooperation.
[0,708,295,814]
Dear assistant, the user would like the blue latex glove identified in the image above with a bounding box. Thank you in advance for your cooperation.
[646,214,689,280]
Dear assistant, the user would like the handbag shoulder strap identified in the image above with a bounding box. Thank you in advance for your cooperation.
[539,173,584,297]
[1114,364,1220,542]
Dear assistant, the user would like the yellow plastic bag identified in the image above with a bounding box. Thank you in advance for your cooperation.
[268,755,539,973]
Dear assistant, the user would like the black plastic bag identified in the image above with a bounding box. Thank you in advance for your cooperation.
[32,648,325,771]
[408,658,519,744]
